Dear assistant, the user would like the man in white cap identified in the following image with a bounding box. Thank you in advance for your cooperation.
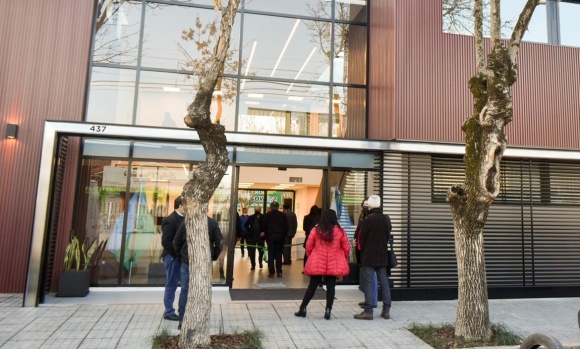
[354,194,392,320]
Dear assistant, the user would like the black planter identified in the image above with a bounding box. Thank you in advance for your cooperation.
[343,263,361,284]
[57,270,90,297]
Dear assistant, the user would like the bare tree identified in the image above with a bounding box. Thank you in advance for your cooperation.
[447,0,540,341]
[178,0,240,347]
[443,0,514,36]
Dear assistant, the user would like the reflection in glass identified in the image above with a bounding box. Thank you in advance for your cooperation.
[238,80,330,136]
[332,86,366,138]
[560,2,580,47]
[335,0,367,22]
[142,5,240,73]
[93,0,142,65]
[136,71,236,131]
[86,67,136,125]
[209,166,233,284]
[245,0,331,18]
[241,14,330,81]
[334,24,367,85]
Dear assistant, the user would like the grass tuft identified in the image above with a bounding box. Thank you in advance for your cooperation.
[244,328,264,349]
[151,328,171,349]
[408,322,521,349]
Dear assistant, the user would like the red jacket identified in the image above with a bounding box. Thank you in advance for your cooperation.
[304,226,351,277]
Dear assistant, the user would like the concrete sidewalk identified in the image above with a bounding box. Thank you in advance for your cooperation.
[0,288,578,349]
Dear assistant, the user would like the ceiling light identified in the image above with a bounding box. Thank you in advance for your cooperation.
[288,96,304,101]
[241,41,258,90]
[245,101,260,105]
[213,90,223,96]
[163,86,180,92]
[287,47,317,93]
[271,19,301,77]
[248,93,264,98]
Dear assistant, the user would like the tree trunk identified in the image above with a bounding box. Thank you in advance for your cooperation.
[452,218,491,340]
[180,205,213,347]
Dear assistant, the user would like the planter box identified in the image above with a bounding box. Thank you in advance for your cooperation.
[57,270,90,297]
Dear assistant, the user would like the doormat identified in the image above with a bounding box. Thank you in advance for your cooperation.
[230,288,326,301]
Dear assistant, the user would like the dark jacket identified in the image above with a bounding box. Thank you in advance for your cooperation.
[161,210,184,257]
[245,212,264,244]
[262,210,289,237]
[303,212,320,238]
[284,209,298,238]
[358,208,392,267]
[173,217,223,262]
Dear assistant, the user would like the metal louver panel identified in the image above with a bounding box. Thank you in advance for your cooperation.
[383,152,580,295]
[42,136,69,295]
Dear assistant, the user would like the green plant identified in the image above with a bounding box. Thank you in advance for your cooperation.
[64,237,109,272]
[151,328,171,349]
[244,328,264,349]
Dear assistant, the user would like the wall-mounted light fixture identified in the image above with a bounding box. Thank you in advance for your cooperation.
[6,124,18,139]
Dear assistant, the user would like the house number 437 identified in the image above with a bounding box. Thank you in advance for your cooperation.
[90,125,107,132]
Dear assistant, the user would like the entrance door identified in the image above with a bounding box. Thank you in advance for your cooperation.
[230,166,324,289]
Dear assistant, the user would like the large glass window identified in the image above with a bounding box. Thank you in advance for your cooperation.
[87,67,136,125]
[142,5,240,73]
[560,2,580,47]
[88,1,368,138]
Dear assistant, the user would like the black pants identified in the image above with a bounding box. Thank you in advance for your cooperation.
[247,240,264,268]
[239,236,247,255]
[282,236,293,264]
[266,233,285,275]
[300,275,337,310]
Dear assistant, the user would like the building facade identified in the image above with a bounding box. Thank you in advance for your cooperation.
[1,0,579,306]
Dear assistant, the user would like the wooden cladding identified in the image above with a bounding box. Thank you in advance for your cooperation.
[369,0,580,149]
[0,0,93,292]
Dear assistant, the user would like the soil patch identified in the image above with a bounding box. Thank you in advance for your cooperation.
[158,333,259,349]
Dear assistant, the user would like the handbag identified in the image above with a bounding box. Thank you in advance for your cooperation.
[388,236,398,268]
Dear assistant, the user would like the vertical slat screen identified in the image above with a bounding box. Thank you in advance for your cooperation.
[383,152,580,291]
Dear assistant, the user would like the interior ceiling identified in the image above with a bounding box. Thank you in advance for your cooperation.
[238,166,323,190]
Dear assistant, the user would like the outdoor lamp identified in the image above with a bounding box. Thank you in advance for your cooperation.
[6,124,18,139]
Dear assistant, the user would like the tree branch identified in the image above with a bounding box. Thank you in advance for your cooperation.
[473,0,485,76]
[489,0,501,50]
[509,0,540,62]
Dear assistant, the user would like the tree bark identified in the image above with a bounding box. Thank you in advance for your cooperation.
[178,0,240,348]
[448,0,539,341]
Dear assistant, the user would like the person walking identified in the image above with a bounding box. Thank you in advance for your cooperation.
[354,194,392,320]
[239,207,250,257]
[282,203,297,265]
[245,205,265,270]
[294,209,350,320]
[262,201,288,278]
[302,205,321,268]
[160,197,184,321]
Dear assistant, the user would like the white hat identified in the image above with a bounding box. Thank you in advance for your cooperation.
[367,195,381,208]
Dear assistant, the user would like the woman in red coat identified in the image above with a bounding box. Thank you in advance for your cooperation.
[294,209,351,320]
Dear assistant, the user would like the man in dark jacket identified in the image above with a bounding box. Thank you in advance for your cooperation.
[160,197,184,321]
[244,205,265,270]
[282,203,298,265]
[354,194,392,320]
[262,201,289,278]
[173,217,222,328]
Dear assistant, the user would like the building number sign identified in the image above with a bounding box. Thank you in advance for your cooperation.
[90,125,107,133]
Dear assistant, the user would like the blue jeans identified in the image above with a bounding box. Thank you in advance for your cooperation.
[359,272,378,307]
[360,266,391,312]
[163,254,181,317]
[178,262,189,323]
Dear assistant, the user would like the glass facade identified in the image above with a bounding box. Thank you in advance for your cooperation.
[87,0,368,138]
[442,0,580,47]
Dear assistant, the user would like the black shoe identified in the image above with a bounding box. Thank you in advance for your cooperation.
[251,266,255,270]
[276,273,282,277]
[178,323,182,330]
[219,271,225,279]
[268,274,274,278]
[324,308,331,320]
[259,263,263,269]
[164,314,179,321]
[295,307,307,317]
[241,252,245,257]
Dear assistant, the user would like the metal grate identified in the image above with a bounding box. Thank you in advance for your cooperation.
[383,152,580,294]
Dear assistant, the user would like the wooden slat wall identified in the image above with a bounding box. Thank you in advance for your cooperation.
[0,0,93,292]
[369,0,580,148]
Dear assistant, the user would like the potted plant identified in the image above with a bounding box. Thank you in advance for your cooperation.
[58,236,107,297]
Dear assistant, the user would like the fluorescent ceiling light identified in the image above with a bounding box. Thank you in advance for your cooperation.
[248,93,264,98]
[163,86,180,92]
[136,143,162,148]
[288,96,304,101]
[239,182,254,186]
[245,101,260,105]
[287,47,317,93]
[271,19,301,77]
[241,41,258,90]
[213,90,223,96]
[327,0,366,5]
[333,99,341,104]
